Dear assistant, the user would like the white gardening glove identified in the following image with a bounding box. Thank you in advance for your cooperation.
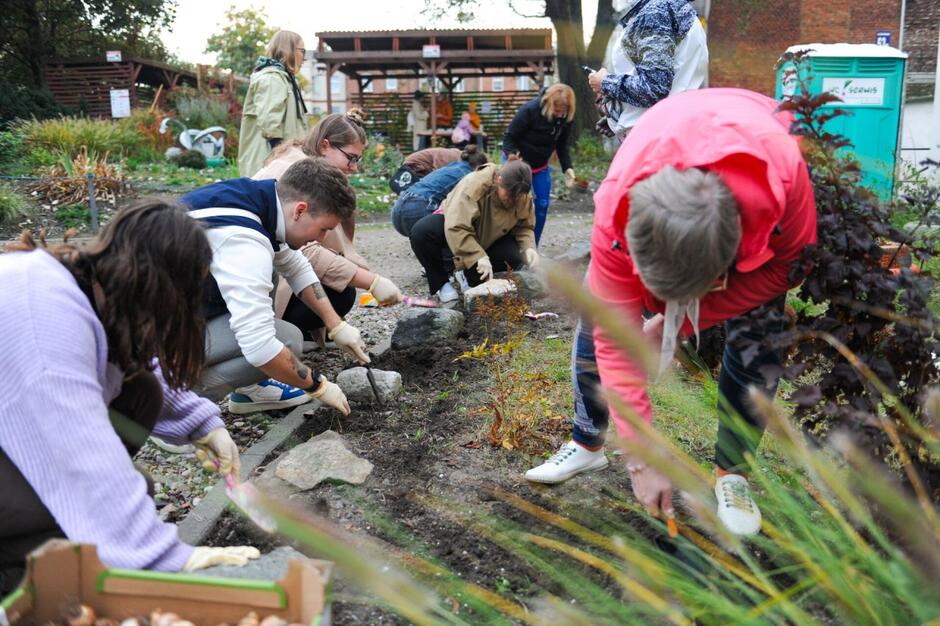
[307,377,351,416]
[182,546,261,572]
[465,278,515,297]
[524,248,540,269]
[369,275,402,306]
[193,427,241,476]
[328,321,371,364]
[564,168,576,188]
[475,256,493,282]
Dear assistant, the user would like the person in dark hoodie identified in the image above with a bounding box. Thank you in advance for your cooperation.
[501,83,576,245]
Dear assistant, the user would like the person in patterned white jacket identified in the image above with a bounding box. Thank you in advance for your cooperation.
[588,0,709,140]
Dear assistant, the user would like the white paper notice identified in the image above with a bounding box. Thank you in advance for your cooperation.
[110,89,131,118]
[822,77,886,106]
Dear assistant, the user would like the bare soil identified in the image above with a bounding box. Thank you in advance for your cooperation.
[203,197,654,623]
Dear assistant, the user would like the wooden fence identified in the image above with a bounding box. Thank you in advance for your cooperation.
[357,90,537,153]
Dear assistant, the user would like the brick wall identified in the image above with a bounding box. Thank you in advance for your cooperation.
[707,0,907,95]
[904,0,939,75]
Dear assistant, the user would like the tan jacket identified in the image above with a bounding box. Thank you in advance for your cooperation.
[238,67,308,177]
[441,164,536,269]
[253,146,368,318]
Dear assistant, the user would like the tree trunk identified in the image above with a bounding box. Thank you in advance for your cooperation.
[585,0,615,68]
[544,0,597,140]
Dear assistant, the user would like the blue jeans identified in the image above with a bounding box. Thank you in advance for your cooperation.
[531,167,552,245]
[571,296,785,470]
[391,192,436,238]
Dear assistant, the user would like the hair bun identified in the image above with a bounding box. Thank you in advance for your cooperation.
[506,153,521,162]
[345,108,367,126]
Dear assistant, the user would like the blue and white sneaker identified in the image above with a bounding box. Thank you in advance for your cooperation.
[227,379,312,414]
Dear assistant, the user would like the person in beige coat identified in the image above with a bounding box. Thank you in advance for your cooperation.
[254,111,402,340]
[238,30,309,177]
[409,160,539,303]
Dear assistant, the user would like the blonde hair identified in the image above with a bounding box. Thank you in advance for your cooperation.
[265,30,304,73]
[540,84,576,123]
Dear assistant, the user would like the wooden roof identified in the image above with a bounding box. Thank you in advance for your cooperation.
[315,28,554,79]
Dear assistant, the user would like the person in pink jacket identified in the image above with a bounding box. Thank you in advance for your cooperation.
[526,88,818,536]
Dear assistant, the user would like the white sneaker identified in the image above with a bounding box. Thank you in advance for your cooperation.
[454,270,470,292]
[435,281,459,304]
[524,441,609,484]
[228,379,311,414]
[715,473,762,536]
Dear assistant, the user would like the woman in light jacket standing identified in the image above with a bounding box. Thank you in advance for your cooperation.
[238,30,309,177]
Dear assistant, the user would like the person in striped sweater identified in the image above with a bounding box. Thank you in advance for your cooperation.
[0,201,260,595]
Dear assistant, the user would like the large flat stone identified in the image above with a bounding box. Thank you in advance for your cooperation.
[274,430,373,490]
[391,307,465,349]
[336,367,402,403]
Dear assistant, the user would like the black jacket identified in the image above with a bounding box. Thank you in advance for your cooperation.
[502,95,573,172]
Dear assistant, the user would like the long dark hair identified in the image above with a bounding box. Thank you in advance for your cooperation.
[9,200,212,388]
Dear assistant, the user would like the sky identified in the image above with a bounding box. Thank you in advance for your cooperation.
[161,0,600,65]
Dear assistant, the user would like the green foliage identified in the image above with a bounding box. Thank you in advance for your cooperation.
[205,5,278,75]
[0,0,177,87]
[20,117,147,161]
[168,149,208,170]
[0,81,69,126]
[0,182,28,224]
[169,87,234,130]
[0,130,27,175]
[55,203,91,229]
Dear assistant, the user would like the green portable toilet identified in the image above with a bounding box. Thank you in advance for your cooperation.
[776,43,907,200]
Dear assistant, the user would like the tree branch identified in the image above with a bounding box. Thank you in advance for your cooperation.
[507,0,546,19]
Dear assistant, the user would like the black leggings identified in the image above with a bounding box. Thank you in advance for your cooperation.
[0,371,163,595]
[282,285,357,339]
[409,213,524,294]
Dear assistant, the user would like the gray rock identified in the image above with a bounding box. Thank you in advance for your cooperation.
[198,546,309,580]
[336,367,402,403]
[557,240,591,263]
[391,307,465,349]
[494,269,546,300]
[274,430,373,489]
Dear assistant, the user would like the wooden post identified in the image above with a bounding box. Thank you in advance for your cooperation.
[325,63,334,113]
[356,76,364,108]
[429,61,437,147]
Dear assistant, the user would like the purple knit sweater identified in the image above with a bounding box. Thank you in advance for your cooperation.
[0,250,224,571]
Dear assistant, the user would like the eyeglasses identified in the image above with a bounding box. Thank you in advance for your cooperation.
[335,145,362,166]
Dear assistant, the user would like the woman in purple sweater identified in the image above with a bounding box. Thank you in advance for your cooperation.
[0,200,259,595]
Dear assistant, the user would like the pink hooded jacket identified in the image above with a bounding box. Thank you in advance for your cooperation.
[588,88,817,439]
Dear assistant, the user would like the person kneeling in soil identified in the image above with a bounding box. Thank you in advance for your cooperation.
[0,201,261,596]
[389,146,462,194]
[524,88,817,537]
[182,158,358,415]
[391,144,489,238]
[409,158,539,304]
[256,111,403,340]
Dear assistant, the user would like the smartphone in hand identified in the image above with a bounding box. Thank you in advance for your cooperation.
[581,65,596,75]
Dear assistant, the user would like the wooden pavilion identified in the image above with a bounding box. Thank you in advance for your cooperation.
[314,28,554,147]
[43,55,202,118]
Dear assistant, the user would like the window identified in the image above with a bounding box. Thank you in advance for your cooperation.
[330,74,344,94]
[518,75,530,91]
[453,79,465,93]
[492,77,504,92]
[386,77,398,90]
[362,80,374,93]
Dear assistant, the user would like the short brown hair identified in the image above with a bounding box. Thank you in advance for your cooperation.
[277,158,357,220]
[302,110,368,156]
[265,30,304,73]
[498,158,532,198]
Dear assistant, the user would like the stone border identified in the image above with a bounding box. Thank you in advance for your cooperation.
[178,402,318,544]
[177,337,394,544]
